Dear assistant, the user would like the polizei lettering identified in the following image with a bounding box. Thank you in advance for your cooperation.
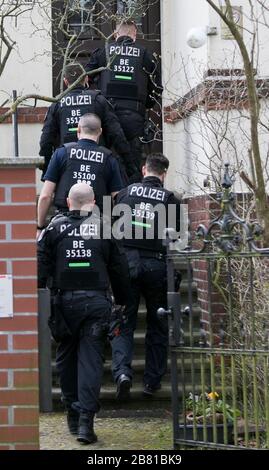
[70,148,104,163]
[129,185,166,202]
[110,45,140,57]
[60,223,98,237]
[60,95,92,107]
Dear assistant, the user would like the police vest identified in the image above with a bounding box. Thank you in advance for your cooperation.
[100,40,148,112]
[58,89,100,144]
[53,215,110,290]
[54,142,111,212]
[119,182,173,253]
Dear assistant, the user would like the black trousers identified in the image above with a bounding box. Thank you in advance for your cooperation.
[116,109,145,173]
[111,256,168,388]
[56,291,111,413]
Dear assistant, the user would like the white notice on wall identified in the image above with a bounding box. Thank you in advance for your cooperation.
[0,275,13,318]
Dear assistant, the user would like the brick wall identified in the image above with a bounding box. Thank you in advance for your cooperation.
[0,107,47,125]
[187,195,226,344]
[0,158,42,450]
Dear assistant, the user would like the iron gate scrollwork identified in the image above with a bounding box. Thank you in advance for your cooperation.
[161,164,269,449]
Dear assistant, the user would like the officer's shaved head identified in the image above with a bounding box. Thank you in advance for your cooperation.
[78,113,102,137]
[64,63,86,85]
[67,182,95,211]
[116,20,137,40]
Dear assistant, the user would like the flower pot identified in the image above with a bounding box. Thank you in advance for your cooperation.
[178,422,234,444]
[186,412,225,424]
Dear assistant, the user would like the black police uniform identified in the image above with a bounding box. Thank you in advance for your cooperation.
[37,211,130,416]
[39,85,132,178]
[87,36,163,174]
[46,139,122,213]
[112,176,181,390]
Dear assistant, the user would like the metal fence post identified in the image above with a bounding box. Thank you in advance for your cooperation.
[38,288,53,412]
[12,90,19,157]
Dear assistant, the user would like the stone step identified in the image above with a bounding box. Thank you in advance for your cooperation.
[52,381,207,409]
[51,323,202,357]
[50,265,202,412]
[52,356,207,373]
[52,331,200,368]
[52,357,208,387]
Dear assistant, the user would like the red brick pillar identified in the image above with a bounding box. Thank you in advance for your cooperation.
[187,195,225,342]
[0,158,42,450]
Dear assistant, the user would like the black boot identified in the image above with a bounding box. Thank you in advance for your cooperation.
[67,409,79,435]
[116,374,131,401]
[77,411,97,444]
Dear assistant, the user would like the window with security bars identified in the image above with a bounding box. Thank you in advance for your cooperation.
[66,1,148,37]
[4,0,35,9]
[67,0,98,36]
[6,0,34,3]
[116,0,145,30]
[52,0,161,95]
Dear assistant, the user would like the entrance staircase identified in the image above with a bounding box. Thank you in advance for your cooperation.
[51,259,202,416]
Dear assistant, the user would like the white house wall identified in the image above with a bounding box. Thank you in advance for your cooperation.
[161,0,209,106]
[165,102,269,196]
[0,3,52,103]
[162,0,269,195]
[208,0,244,71]
[163,112,213,197]
[0,2,52,163]
[208,0,269,76]
[1,123,41,157]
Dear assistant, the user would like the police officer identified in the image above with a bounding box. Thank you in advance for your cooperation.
[87,20,163,178]
[39,62,133,178]
[38,182,130,444]
[111,153,181,401]
[37,113,123,235]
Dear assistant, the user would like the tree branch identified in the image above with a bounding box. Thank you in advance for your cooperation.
[206,0,269,242]
[0,16,16,77]
[0,66,108,123]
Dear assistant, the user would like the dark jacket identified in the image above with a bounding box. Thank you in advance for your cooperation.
[114,176,181,253]
[86,36,163,112]
[37,211,131,305]
[39,86,131,160]
[47,139,123,212]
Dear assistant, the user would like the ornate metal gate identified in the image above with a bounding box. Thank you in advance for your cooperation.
[160,165,269,449]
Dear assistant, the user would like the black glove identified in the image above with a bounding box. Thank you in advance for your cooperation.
[140,120,155,144]
[48,294,72,343]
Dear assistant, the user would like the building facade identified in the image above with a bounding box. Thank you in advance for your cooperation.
[1,0,269,450]
[162,0,269,195]
[1,1,269,195]
[0,2,52,158]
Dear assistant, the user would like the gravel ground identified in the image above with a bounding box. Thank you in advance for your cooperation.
[39,413,173,450]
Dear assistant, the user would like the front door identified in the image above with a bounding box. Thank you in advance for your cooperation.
[51,0,162,152]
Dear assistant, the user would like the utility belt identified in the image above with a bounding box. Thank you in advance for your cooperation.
[125,247,164,260]
[58,289,107,296]
[124,247,165,280]
[111,98,146,116]
[138,250,165,260]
